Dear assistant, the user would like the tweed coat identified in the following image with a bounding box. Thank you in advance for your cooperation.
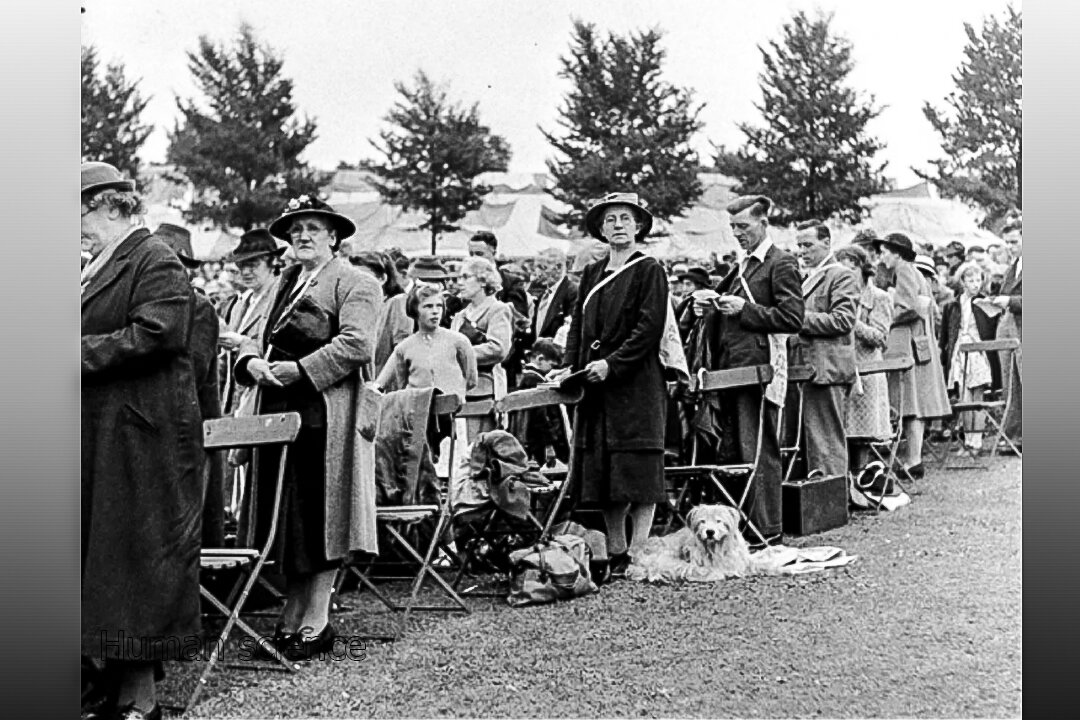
[236,258,383,559]
[222,278,279,413]
[885,262,951,419]
[82,228,204,659]
[787,263,859,385]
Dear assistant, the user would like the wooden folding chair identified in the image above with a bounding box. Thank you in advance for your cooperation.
[935,338,1022,467]
[662,364,775,546]
[185,412,302,712]
[333,393,469,639]
[778,364,816,483]
[848,357,915,512]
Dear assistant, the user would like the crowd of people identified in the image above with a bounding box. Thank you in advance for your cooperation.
[81,160,1022,720]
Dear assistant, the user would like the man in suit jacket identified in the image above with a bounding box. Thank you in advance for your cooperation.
[531,247,579,346]
[786,221,858,480]
[992,220,1022,447]
[694,196,804,544]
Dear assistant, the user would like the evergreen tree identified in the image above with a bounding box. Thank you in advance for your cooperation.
[715,11,888,225]
[167,24,319,231]
[543,21,704,232]
[918,5,1022,221]
[368,71,511,255]
[81,45,152,181]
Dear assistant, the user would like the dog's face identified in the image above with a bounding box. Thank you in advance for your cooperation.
[686,505,740,549]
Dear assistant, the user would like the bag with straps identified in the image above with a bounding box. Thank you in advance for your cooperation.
[268,294,337,360]
[507,534,598,607]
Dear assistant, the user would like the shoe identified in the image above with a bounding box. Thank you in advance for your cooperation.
[251,623,294,661]
[282,623,336,661]
[904,463,925,479]
[590,559,612,586]
[112,703,162,720]
[608,552,631,579]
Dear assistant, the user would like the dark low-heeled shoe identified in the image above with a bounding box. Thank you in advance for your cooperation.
[282,623,336,662]
[251,623,294,661]
[608,552,631,579]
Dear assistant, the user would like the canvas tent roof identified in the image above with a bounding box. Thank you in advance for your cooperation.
[860,186,999,250]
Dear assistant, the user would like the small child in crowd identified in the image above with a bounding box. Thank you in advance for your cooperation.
[507,338,569,467]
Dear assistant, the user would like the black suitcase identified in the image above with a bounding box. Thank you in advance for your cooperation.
[782,473,849,536]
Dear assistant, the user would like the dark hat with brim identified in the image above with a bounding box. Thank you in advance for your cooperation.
[676,267,712,289]
[409,256,455,281]
[226,228,287,264]
[81,161,135,195]
[155,223,201,268]
[584,192,654,243]
[873,233,917,263]
[268,195,356,246]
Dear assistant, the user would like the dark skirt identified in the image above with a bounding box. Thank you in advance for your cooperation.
[249,384,338,578]
[573,398,666,506]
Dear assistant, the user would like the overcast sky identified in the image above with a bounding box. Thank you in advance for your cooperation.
[82,0,1018,188]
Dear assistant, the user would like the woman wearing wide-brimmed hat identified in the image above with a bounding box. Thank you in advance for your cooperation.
[233,195,382,660]
[219,228,286,414]
[558,192,670,580]
[876,233,951,478]
[81,162,204,720]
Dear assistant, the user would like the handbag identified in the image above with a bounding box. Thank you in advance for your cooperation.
[268,294,337,360]
[911,334,933,365]
[507,534,598,607]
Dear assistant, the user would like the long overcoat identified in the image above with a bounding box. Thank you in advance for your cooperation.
[81,228,204,659]
[237,258,383,559]
[564,252,669,454]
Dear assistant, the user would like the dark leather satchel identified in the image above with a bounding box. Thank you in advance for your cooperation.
[268,294,337,360]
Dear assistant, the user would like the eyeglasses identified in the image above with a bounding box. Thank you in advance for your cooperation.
[287,222,331,239]
[602,214,637,226]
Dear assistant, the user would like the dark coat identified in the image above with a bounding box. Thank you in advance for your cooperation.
[532,275,579,340]
[190,290,227,548]
[788,264,859,385]
[81,228,204,660]
[565,251,669,452]
[700,243,804,370]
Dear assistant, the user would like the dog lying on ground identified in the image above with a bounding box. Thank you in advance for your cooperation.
[627,505,753,583]
[626,504,858,584]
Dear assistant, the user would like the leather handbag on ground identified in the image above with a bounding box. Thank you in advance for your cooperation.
[507,534,598,607]
[269,294,337,360]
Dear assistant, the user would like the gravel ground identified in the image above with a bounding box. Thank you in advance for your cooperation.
[172,456,1021,719]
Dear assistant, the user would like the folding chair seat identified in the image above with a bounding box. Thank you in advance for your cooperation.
[662,364,775,546]
[333,393,469,639]
[778,364,816,483]
[449,387,583,592]
[848,357,915,512]
[184,412,302,712]
[933,338,1022,468]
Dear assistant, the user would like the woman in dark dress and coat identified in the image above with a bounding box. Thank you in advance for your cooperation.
[561,192,669,579]
[81,162,204,720]
[234,196,382,660]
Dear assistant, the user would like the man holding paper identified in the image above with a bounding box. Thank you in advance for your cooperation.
[693,195,804,546]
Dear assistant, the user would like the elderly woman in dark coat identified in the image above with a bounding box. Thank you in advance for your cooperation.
[81,163,204,720]
[561,192,669,580]
[235,196,382,661]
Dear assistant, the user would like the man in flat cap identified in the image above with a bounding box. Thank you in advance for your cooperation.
[692,195,804,546]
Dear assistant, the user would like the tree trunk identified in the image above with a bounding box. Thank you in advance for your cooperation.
[430,226,437,256]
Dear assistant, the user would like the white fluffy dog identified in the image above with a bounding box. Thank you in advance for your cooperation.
[627,505,754,583]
